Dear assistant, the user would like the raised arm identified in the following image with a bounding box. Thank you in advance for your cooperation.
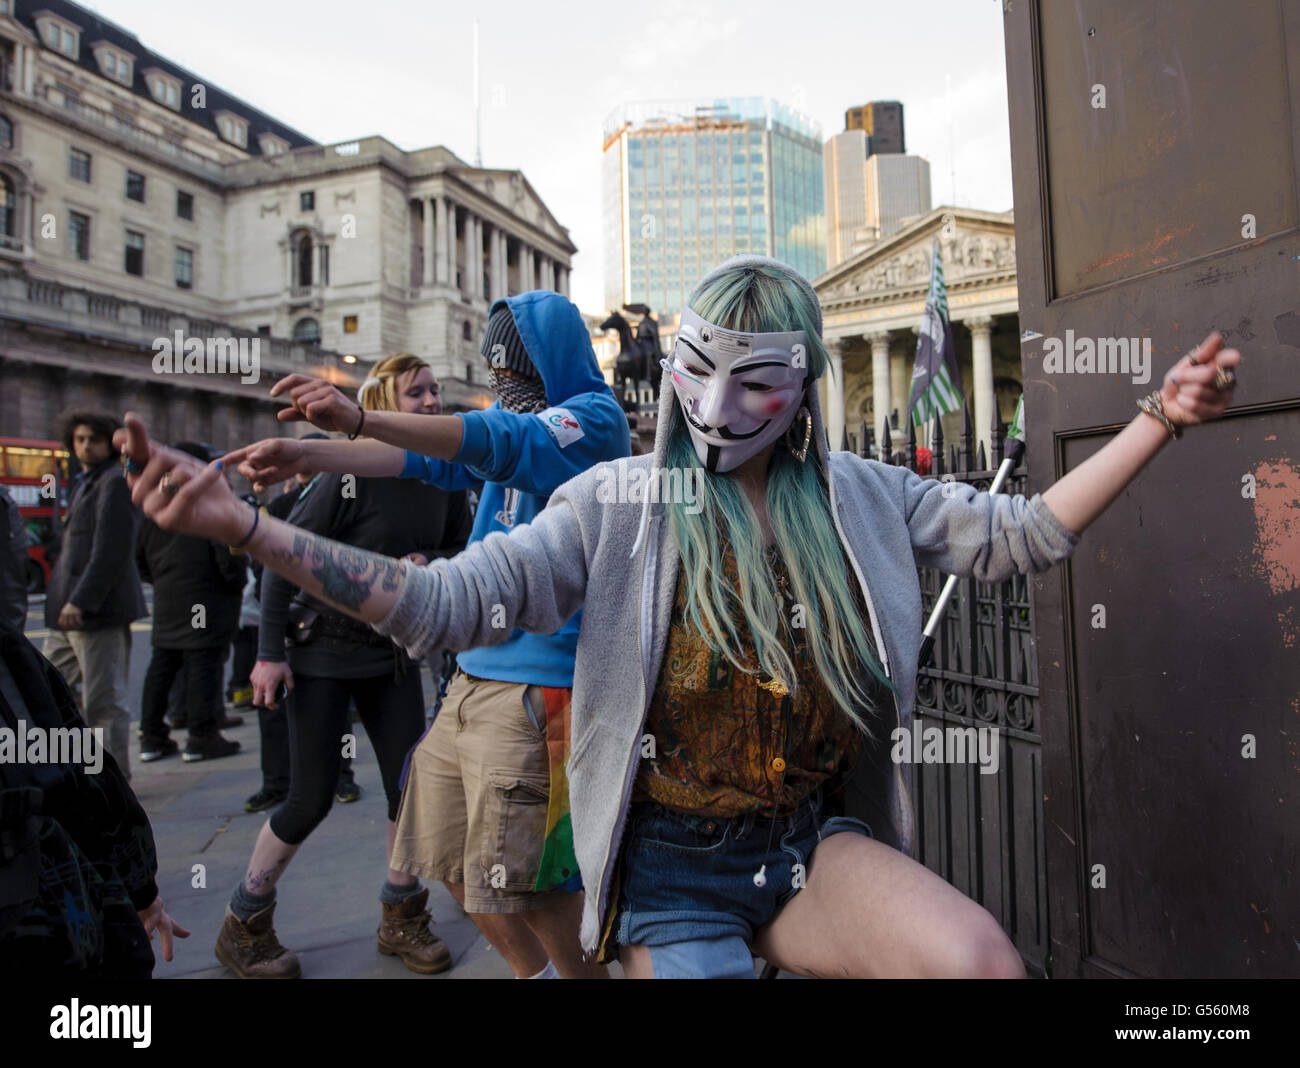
[115,414,589,647]
[1039,332,1239,532]
[903,331,1239,582]
[267,373,465,458]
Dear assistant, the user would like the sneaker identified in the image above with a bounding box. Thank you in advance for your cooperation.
[377,887,452,974]
[140,738,179,763]
[244,788,287,813]
[335,777,361,803]
[182,735,241,762]
[215,903,301,979]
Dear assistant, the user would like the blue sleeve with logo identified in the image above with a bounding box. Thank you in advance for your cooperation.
[453,391,630,496]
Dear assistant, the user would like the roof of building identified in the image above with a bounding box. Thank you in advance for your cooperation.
[14,0,317,155]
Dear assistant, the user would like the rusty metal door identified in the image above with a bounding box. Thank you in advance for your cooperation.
[1003,0,1299,977]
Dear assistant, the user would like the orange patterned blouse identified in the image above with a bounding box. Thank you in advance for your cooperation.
[633,543,879,819]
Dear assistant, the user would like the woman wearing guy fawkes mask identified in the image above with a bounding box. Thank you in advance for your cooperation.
[121,256,1239,977]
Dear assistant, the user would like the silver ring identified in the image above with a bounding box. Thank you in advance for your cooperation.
[1213,367,1236,391]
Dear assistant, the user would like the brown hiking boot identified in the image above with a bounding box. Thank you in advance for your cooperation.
[214,903,302,979]
[377,887,452,974]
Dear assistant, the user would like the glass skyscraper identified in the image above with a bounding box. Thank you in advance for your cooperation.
[603,97,826,317]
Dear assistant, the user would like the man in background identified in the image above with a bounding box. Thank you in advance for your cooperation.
[42,412,145,779]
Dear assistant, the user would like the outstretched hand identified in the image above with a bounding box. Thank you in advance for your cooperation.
[1159,332,1242,428]
[113,413,250,544]
[222,437,308,494]
[270,373,364,435]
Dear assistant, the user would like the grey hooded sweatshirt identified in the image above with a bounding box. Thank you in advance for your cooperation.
[373,255,1083,953]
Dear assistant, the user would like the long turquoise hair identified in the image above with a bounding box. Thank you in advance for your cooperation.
[666,261,897,734]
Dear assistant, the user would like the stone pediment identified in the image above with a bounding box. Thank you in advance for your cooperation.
[816,207,1016,302]
[450,168,574,251]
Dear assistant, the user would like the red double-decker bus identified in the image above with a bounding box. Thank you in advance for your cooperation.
[0,437,70,593]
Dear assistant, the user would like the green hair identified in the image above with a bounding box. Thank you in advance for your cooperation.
[666,262,897,734]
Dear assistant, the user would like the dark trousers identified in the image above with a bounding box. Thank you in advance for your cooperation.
[140,646,224,745]
[258,698,358,796]
[269,669,423,846]
[227,626,257,699]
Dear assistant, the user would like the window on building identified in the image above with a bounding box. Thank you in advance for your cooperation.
[0,115,11,149]
[216,111,248,147]
[256,324,271,337]
[320,245,328,286]
[146,71,182,111]
[124,230,144,276]
[125,170,145,202]
[343,315,358,334]
[0,174,13,239]
[292,317,320,346]
[461,321,472,341]
[176,190,193,220]
[68,211,90,261]
[68,147,91,183]
[465,362,473,381]
[300,190,315,212]
[175,246,193,289]
[42,21,79,59]
[292,231,312,287]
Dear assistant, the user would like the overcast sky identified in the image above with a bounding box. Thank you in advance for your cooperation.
[85,0,1014,312]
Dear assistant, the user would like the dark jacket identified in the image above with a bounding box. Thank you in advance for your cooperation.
[0,487,26,631]
[43,459,146,631]
[0,618,158,975]
[135,520,246,650]
[259,473,471,679]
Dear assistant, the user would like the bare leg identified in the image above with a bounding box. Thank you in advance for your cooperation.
[521,892,609,978]
[620,943,653,978]
[752,833,1025,979]
[243,820,300,894]
[466,912,550,977]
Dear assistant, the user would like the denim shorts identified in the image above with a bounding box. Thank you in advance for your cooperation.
[613,791,873,978]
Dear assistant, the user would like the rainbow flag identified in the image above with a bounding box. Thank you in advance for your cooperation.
[533,687,581,892]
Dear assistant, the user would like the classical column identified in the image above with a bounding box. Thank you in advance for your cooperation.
[422,199,435,287]
[555,264,568,297]
[867,330,892,442]
[435,197,449,285]
[894,331,916,434]
[521,245,534,290]
[824,337,846,451]
[467,214,478,297]
[488,226,502,302]
[966,315,995,461]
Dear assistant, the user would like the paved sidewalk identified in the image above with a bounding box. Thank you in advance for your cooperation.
[135,718,519,979]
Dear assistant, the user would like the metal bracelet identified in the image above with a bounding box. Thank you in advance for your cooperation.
[1136,391,1181,441]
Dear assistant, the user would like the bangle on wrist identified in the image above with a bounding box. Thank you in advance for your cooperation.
[1136,390,1182,441]
[348,404,366,441]
[230,502,261,550]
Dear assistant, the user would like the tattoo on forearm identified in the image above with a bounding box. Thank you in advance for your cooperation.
[268,531,402,613]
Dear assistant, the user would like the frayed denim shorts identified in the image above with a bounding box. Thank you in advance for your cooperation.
[612,790,873,978]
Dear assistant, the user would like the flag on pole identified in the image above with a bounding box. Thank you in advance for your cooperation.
[907,238,964,424]
[1006,393,1025,445]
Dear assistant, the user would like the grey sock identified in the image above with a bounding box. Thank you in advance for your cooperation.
[230,880,275,922]
[380,879,421,905]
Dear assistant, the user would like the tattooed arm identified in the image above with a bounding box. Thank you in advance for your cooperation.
[242,514,407,625]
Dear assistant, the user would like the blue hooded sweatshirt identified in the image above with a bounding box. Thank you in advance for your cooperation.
[399,290,630,687]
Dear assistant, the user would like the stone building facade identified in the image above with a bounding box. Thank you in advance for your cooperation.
[813,205,1021,464]
[0,0,574,449]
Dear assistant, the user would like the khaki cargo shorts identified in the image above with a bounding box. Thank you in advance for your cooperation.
[391,672,568,914]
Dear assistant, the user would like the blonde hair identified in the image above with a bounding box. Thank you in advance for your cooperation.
[358,353,434,412]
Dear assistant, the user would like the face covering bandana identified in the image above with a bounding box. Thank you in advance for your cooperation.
[489,366,549,413]
[663,305,809,474]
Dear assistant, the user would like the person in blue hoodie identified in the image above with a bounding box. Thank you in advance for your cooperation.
[224,290,628,978]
